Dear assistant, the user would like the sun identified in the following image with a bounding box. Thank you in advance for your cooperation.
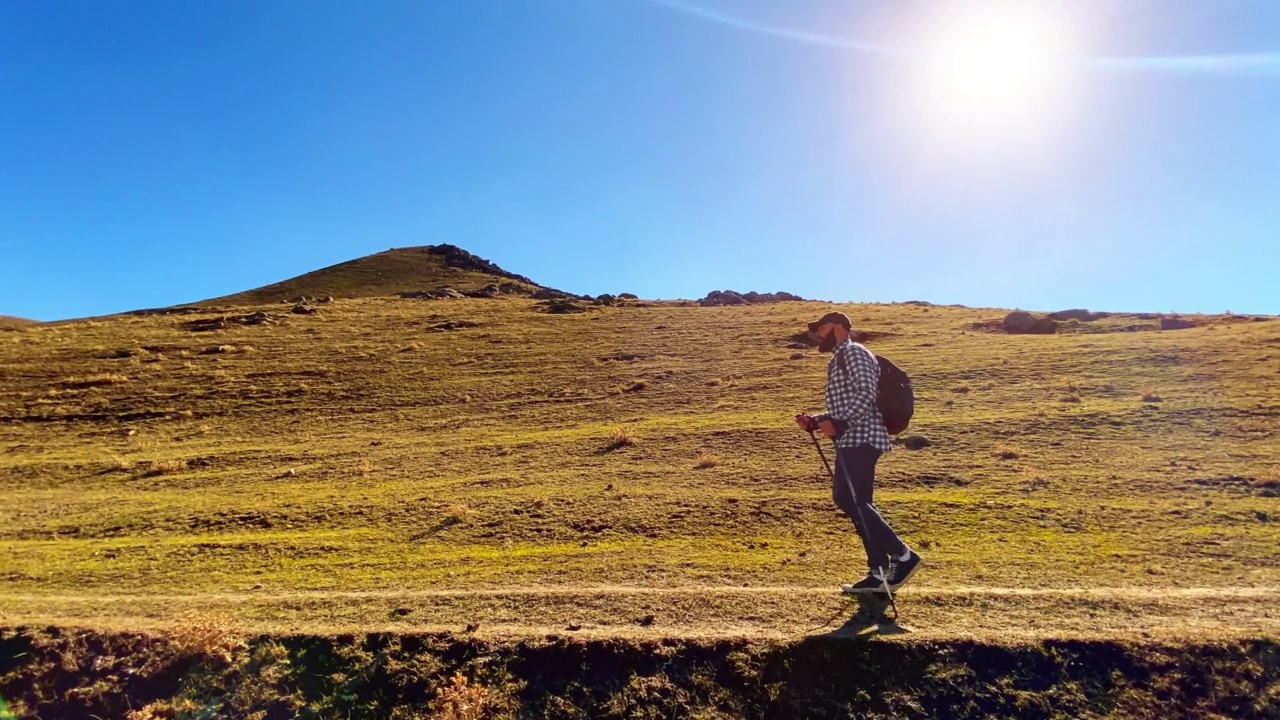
[914,4,1072,129]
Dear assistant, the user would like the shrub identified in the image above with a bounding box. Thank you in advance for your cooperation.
[143,458,189,477]
[444,504,473,525]
[431,673,489,720]
[1141,392,1163,403]
[168,611,242,664]
[605,426,637,451]
[694,454,720,469]
[105,454,133,473]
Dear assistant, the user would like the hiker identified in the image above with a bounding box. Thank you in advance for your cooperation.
[794,311,921,593]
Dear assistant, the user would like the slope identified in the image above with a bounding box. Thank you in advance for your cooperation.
[0,296,1277,641]
[0,315,38,330]
[196,244,552,306]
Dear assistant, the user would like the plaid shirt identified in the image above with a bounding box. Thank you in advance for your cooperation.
[815,339,892,452]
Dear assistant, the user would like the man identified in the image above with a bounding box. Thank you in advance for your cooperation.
[795,311,921,593]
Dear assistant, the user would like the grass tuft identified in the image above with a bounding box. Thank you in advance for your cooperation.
[694,453,721,469]
[995,446,1021,461]
[444,504,473,525]
[104,454,133,473]
[143,458,190,477]
[605,426,637,451]
[1141,392,1163,403]
[168,611,242,664]
[63,373,130,388]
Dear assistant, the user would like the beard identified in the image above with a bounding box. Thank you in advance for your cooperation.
[818,333,839,353]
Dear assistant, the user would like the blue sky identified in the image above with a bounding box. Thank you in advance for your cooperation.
[3,0,1279,321]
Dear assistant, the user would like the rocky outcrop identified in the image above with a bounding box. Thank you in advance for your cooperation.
[1160,317,1197,331]
[425,244,539,286]
[699,290,804,307]
[399,289,466,300]
[1002,312,1059,335]
[1047,309,1110,322]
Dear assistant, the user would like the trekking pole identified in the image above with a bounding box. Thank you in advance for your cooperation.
[807,429,834,478]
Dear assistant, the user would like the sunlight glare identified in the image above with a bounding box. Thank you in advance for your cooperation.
[915,3,1073,129]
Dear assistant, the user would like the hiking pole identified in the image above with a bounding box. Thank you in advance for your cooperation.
[808,429,834,478]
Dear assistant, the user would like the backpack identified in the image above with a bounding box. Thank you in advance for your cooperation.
[874,355,914,435]
[842,349,915,435]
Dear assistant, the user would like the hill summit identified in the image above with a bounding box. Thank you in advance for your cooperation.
[199,244,557,306]
[0,314,38,330]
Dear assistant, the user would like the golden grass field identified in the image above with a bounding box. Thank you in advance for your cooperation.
[2,254,1278,645]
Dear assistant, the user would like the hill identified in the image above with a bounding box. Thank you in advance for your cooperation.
[197,244,557,306]
[0,314,37,330]
[1,280,1278,716]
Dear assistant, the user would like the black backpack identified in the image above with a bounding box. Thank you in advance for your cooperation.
[843,350,915,435]
[874,355,914,435]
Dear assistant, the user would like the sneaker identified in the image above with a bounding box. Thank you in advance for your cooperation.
[888,550,921,590]
[841,571,890,594]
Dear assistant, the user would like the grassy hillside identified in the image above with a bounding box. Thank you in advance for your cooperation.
[196,245,550,306]
[2,294,1277,643]
[0,315,37,331]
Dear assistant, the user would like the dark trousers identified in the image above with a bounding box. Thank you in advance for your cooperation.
[833,444,906,575]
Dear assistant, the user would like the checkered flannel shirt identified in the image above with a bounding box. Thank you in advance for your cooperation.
[815,339,893,452]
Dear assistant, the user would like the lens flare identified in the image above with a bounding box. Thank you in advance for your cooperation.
[913,4,1072,128]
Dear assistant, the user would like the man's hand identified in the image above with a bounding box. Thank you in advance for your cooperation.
[816,418,838,439]
[794,414,816,433]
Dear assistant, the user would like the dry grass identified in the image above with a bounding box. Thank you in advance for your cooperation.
[694,453,721,469]
[168,611,242,663]
[0,297,1278,640]
[431,673,490,720]
[125,704,169,720]
[1142,391,1164,403]
[143,458,189,477]
[104,453,133,473]
[994,445,1021,461]
[62,372,129,388]
[444,504,473,525]
[605,425,638,451]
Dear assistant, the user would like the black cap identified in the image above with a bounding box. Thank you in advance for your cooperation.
[807,311,851,333]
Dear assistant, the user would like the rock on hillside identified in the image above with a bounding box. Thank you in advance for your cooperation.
[1002,311,1059,335]
[196,245,569,306]
[699,290,804,307]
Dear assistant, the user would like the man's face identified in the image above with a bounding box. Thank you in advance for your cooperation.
[816,323,840,353]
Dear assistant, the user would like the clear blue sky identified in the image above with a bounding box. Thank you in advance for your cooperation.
[3,0,1279,321]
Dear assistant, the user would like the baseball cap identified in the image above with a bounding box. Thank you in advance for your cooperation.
[807,311,852,333]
